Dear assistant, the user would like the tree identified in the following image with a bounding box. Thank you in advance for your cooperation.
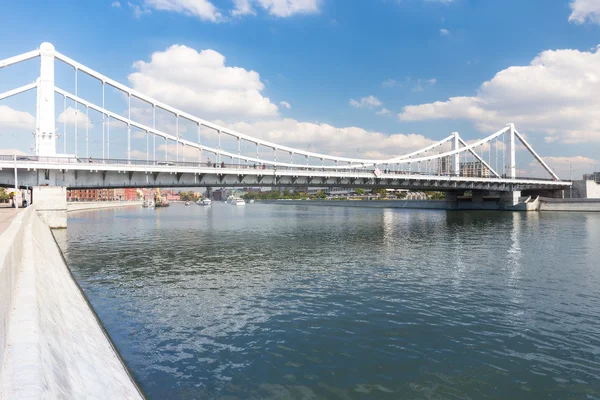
[0,188,8,203]
[355,188,365,195]
[372,188,387,197]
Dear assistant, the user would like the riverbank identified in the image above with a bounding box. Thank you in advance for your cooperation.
[67,200,143,213]
[538,198,600,212]
[0,207,144,399]
[259,198,600,212]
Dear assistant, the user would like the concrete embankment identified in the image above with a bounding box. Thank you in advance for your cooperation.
[261,198,600,212]
[539,198,600,212]
[0,207,143,399]
[67,200,142,213]
[260,199,450,209]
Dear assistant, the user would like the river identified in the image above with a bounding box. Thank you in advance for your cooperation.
[53,203,600,399]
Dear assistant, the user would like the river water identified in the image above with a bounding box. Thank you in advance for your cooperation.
[54,203,600,399]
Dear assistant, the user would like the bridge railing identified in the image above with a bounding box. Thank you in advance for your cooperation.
[0,154,564,182]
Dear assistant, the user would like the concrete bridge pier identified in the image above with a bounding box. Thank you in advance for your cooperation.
[500,190,521,208]
[32,186,67,228]
[472,191,485,208]
[446,191,462,209]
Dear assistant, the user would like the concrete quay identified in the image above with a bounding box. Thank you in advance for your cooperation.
[0,206,144,399]
[67,200,142,213]
[259,198,539,211]
[261,197,600,212]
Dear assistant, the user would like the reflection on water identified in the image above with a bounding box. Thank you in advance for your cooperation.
[54,205,600,399]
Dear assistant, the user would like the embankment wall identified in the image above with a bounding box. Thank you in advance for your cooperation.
[0,207,143,399]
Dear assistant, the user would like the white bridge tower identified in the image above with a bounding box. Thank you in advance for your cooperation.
[35,42,56,156]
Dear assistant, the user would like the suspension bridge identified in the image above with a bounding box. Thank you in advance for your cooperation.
[0,42,570,225]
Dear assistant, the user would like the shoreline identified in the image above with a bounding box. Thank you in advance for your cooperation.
[257,199,600,212]
[67,201,143,213]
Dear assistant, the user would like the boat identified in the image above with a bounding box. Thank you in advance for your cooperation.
[233,198,246,206]
[185,201,191,206]
[154,188,170,208]
[155,200,170,208]
[198,198,212,206]
[142,198,155,208]
[248,199,255,204]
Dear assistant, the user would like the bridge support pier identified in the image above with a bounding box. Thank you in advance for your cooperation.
[472,191,484,209]
[446,191,461,210]
[32,186,67,229]
[500,190,521,208]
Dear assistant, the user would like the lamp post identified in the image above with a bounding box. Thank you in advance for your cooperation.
[566,161,573,199]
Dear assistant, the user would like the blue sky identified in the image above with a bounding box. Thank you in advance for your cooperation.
[1,0,599,176]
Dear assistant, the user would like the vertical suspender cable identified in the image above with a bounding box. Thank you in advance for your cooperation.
[85,106,89,158]
[197,122,202,164]
[75,68,78,157]
[107,116,110,158]
[102,82,105,160]
[127,93,131,162]
[63,95,67,154]
[153,104,156,162]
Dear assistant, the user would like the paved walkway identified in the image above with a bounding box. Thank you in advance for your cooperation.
[0,207,20,236]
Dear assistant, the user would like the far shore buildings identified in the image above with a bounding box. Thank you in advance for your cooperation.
[67,188,138,202]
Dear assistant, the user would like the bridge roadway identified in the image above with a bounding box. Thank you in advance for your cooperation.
[0,155,570,192]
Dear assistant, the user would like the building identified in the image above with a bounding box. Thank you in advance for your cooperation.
[437,157,450,175]
[583,172,600,184]
[67,189,98,201]
[570,179,600,199]
[460,162,490,178]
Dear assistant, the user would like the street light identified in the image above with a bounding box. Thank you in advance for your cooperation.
[565,161,573,198]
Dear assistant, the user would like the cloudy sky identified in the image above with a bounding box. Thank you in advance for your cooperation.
[0,0,599,177]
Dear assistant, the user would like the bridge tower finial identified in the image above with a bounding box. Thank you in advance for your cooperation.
[36,42,56,156]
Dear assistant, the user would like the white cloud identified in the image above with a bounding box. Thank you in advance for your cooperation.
[280,101,291,109]
[58,107,93,127]
[142,0,221,21]
[382,79,400,88]
[349,95,382,109]
[569,0,600,24]
[376,108,391,116]
[222,118,435,159]
[440,28,450,36]
[256,0,321,17]
[0,148,27,155]
[129,1,151,18]
[412,78,437,92]
[533,156,598,177]
[126,44,433,161]
[231,0,255,16]
[128,44,279,119]
[399,46,600,143]
[0,105,35,130]
[112,1,122,7]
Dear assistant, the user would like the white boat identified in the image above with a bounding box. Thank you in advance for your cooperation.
[248,199,255,204]
[233,198,246,206]
[142,198,155,208]
[198,198,212,206]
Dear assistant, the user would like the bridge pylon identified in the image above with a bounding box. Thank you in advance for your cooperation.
[36,42,57,157]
